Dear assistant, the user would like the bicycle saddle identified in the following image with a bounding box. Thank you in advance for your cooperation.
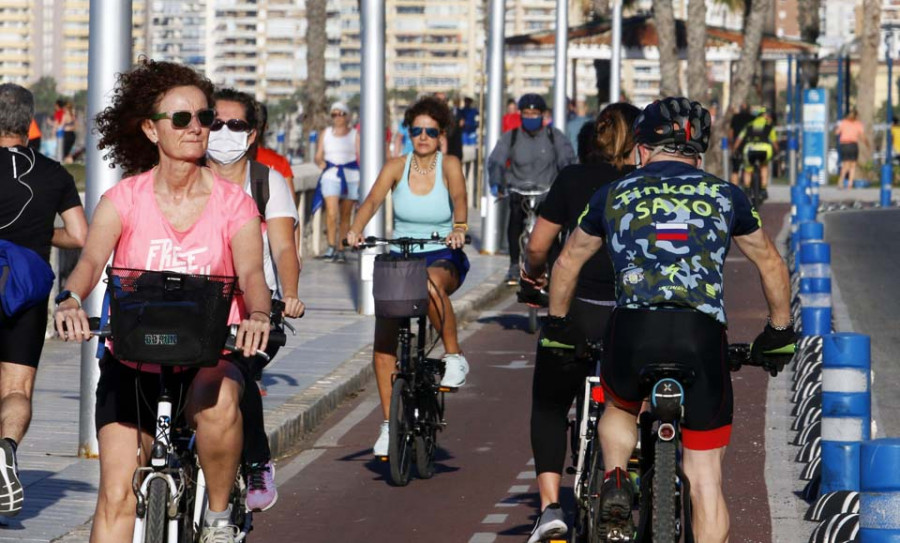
[638,363,696,396]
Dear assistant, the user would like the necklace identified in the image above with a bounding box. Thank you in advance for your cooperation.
[411,153,437,175]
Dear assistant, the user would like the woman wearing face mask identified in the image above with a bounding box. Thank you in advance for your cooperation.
[206,87,304,514]
[313,102,360,263]
[345,96,469,458]
[519,103,640,543]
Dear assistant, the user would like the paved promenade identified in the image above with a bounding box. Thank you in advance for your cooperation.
[3,229,507,542]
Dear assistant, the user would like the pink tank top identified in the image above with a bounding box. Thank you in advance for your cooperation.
[103,169,260,369]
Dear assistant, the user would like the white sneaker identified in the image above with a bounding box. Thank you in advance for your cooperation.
[199,524,239,543]
[440,353,469,388]
[373,421,390,457]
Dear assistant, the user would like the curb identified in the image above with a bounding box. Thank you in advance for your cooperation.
[265,267,510,459]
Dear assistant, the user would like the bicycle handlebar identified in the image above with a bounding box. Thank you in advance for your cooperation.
[728,342,794,377]
[356,233,471,250]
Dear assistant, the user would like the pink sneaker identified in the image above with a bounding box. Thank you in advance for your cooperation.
[246,462,278,512]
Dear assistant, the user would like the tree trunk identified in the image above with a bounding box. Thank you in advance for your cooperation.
[706,0,772,177]
[304,0,329,146]
[856,0,881,166]
[653,0,681,97]
[797,0,821,86]
[686,0,708,102]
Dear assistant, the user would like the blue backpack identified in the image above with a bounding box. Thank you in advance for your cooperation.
[0,240,55,319]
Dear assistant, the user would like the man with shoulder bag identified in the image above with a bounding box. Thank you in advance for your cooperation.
[0,83,87,517]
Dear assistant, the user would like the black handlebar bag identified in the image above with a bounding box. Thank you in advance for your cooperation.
[372,254,429,318]
[106,266,239,366]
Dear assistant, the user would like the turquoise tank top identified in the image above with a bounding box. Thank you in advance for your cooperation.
[392,152,452,253]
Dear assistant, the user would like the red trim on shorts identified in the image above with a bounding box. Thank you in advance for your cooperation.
[682,424,732,450]
[599,375,642,412]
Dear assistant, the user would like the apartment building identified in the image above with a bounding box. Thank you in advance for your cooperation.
[339,0,485,101]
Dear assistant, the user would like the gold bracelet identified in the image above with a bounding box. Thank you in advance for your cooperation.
[453,222,468,232]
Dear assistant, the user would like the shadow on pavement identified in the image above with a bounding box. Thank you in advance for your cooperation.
[0,470,96,527]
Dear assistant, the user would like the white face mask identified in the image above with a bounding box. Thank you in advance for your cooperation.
[207,129,249,165]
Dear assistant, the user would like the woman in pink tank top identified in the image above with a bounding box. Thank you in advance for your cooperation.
[51,60,271,542]
[835,108,870,189]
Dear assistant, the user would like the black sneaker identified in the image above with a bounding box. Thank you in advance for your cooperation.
[598,467,635,541]
[527,503,567,543]
[0,439,23,517]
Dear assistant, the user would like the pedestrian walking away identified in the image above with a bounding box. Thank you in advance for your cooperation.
[55,59,272,543]
[313,101,360,263]
[487,93,576,284]
[346,96,470,458]
[207,87,305,514]
[835,108,869,189]
[0,83,87,518]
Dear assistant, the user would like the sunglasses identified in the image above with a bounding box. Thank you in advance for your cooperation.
[210,118,251,132]
[331,111,347,118]
[150,108,216,129]
[410,126,440,139]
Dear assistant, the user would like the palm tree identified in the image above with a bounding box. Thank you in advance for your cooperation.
[304,0,329,146]
[797,0,821,86]
[705,0,772,175]
[653,0,682,97]
[856,0,881,165]
[686,0,708,102]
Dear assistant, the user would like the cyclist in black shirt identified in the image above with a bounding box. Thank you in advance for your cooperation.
[520,103,640,543]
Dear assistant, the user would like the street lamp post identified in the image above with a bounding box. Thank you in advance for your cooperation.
[788,55,798,186]
[481,0,506,255]
[882,31,894,207]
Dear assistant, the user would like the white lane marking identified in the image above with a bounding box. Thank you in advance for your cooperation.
[509,485,530,493]
[517,471,536,479]
[468,534,497,543]
[492,360,532,369]
[482,514,508,524]
[276,396,382,483]
[527,458,535,466]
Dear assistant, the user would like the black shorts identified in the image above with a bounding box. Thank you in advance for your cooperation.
[95,351,197,436]
[839,142,859,162]
[0,298,49,368]
[601,307,732,450]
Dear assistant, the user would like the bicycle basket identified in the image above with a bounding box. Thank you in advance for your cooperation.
[372,254,429,318]
[105,266,239,367]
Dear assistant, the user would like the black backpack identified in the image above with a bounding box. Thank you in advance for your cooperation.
[249,160,270,218]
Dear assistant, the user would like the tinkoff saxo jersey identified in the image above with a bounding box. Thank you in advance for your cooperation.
[578,161,760,325]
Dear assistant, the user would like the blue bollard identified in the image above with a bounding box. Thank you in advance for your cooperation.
[792,221,825,269]
[820,333,871,495]
[799,240,831,309]
[860,438,900,542]
[880,163,892,208]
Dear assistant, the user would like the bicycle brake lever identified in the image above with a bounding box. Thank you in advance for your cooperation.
[282,320,297,335]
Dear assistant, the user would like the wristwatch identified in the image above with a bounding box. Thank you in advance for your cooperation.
[55,290,82,308]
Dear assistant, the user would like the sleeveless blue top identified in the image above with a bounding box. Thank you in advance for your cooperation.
[392,152,452,253]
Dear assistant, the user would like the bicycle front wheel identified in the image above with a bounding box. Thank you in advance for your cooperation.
[751,169,763,208]
[651,439,678,543]
[144,477,169,543]
[389,377,414,486]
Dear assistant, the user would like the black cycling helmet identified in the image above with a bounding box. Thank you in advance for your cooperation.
[518,93,547,112]
[633,97,711,155]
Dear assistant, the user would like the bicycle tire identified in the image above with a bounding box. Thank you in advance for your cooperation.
[751,168,763,209]
[585,439,605,543]
[145,477,169,543]
[651,439,678,543]
[528,306,539,334]
[179,460,198,543]
[389,377,414,486]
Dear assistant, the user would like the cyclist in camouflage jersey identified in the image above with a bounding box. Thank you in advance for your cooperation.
[543,98,794,543]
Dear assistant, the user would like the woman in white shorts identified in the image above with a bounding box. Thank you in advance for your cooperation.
[314,102,360,262]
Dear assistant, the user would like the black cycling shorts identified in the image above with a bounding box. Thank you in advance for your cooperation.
[95,351,197,436]
[0,298,49,368]
[601,307,733,450]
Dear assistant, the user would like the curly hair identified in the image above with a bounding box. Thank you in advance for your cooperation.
[95,58,214,175]
[403,96,453,133]
[594,102,640,169]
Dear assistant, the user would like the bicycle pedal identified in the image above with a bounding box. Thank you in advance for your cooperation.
[438,386,458,393]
